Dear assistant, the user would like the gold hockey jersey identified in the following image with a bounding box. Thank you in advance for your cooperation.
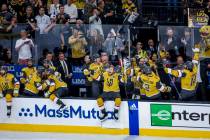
[0,73,20,92]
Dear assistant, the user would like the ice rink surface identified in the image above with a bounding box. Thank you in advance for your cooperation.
[0,131,209,140]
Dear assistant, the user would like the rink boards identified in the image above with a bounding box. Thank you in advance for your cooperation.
[0,98,210,138]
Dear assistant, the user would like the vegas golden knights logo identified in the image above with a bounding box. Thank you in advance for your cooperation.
[107,78,113,87]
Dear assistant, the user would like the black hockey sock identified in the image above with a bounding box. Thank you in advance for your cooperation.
[114,108,119,114]
[7,105,11,111]
[56,99,65,106]
[101,108,106,114]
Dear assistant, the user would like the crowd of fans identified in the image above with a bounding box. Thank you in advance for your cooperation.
[0,0,210,103]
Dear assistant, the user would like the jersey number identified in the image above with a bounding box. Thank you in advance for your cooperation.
[190,75,196,86]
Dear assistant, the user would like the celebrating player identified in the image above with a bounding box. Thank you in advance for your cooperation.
[0,66,20,117]
[44,68,68,111]
[137,65,171,100]
[96,64,123,121]
[164,46,200,100]
[20,59,37,84]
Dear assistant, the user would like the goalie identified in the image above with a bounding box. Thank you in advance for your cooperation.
[0,66,20,117]
[96,64,122,121]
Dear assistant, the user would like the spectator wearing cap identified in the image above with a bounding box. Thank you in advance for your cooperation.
[64,0,78,23]
[35,7,51,34]
[49,0,60,16]
[15,30,34,65]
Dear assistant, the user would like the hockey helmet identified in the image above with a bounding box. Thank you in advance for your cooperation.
[185,61,194,71]
[142,65,152,75]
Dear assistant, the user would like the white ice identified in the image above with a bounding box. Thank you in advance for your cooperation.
[0,131,209,140]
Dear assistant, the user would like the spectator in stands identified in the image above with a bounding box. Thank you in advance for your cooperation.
[122,0,137,16]
[89,7,104,37]
[103,0,115,24]
[25,0,43,15]
[88,29,104,56]
[205,0,210,25]
[68,28,87,63]
[162,27,179,62]
[56,5,70,24]
[15,30,34,65]
[97,0,105,23]
[64,0,78,23]
[45,51,55,67]
[84,0,97,23]
[54,51,72,84]
[22,6,35,23]
[35,7,51,34]
[180,28,192,60]
[0,4,13,25]
[74,0,85,19]
[39,51,55,67]
[49,0,60,16]
[146,39,157,56]
[38,48,49,65]
[6,16,18,33]
[25,7,38,39]
[44,14,57,33]
[134,42,147,59]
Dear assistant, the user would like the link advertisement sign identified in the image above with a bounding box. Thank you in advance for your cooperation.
[150,104,210,128]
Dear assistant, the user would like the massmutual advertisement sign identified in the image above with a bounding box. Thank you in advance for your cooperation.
[151,104,210,128]
[0,98,128,129]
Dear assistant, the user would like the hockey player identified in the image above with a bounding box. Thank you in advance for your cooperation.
[44,68,68,111]
[20,59,37,84]
[96,64,122,121]
[23,67,43,96]
[83,54,103,98]
[137,65,171,100]
[164,47,200,100]
[0,66,20,117]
